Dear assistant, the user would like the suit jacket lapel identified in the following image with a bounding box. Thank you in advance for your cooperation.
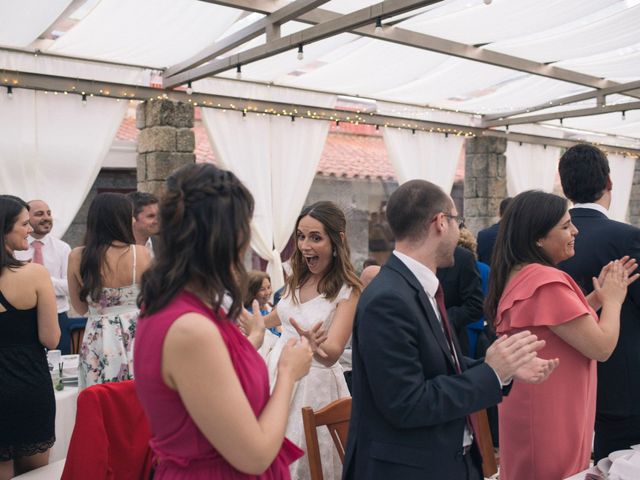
[386,255,457,371]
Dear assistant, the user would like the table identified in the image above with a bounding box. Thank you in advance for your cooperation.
[12,460,65,479]
[563,466,600,479]
[50,386,79,462]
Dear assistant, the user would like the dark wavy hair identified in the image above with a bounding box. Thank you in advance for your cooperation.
[287,201,362,303]
[559,144,610,204]
[485,190,568,326]
[0,195,29,271]
[139,163,254,320]
[79,193,136,302]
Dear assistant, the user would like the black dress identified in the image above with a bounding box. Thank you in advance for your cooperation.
[0,291,55,461]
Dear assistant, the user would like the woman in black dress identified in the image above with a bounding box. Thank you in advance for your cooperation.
[0,195,59,479]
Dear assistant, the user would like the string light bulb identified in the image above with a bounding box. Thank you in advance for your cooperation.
[622,110,626,120]
[81,93,87,106]
[186,81,193,95]
[7,85,13,99]
[236,64,242,79]
[483,0,492,4]
[297,44,304,61]
[374,17,383,34]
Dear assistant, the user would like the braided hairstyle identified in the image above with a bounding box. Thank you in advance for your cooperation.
[138,163,254,319]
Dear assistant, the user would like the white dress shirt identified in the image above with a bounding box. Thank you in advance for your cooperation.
[572,202,609,217]
[14,235,71,313]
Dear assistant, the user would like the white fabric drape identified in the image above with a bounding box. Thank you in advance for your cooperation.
[200,84,334,291]
[0,53,142,238]
[608,154,637,223]
[506,142,561,196]
[0,0,71,47]
[0,90,128,238]
[382,129,463,192]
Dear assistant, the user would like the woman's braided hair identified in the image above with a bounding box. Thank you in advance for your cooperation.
[139,163,254,319]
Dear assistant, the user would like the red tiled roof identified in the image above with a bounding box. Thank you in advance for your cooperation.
[116,115,463,182]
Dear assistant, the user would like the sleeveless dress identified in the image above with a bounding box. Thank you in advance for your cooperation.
[266,285,352,480]
[134,290,303,479]
[0,291,55,460]
[79,246,140,389]
[496,263,597,480]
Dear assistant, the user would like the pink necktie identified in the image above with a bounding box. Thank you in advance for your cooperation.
[32,240,44,265]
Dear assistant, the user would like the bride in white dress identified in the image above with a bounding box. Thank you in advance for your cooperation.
[265,201,361,480]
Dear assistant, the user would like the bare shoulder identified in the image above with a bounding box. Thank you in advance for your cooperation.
[69,246,84,260]
[20,261,49,279]
[134,244,152,262]
[166,313,224,353]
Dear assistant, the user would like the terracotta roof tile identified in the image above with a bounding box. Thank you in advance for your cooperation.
[116,116,466,181]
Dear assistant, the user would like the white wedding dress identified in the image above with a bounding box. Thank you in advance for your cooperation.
[266,284,352,480]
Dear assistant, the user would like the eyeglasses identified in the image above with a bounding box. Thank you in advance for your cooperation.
[443,213,465,228]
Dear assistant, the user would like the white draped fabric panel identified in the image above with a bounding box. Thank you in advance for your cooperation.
[200,83,334,291]
[0,52,144,238]
[382,129,463,192]
[608,154,636,223]
[506,142,561,196]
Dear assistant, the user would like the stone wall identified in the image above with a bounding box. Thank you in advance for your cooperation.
[629,159,640,226]
[463,137,507,234]
[136,99,195,195]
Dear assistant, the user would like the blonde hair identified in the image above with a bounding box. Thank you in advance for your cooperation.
[457,227,478,259]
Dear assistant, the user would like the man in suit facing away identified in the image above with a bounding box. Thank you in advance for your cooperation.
[343,180,557,480]
[476,197,512,264]
[558,144,640,460]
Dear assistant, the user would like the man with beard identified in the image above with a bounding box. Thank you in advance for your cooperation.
[15,199,73,352]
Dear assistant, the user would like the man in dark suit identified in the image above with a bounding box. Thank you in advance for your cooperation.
[476,197,512,264]
[558,144,640,461]
[437,246,484,356]
[343,180,556,480]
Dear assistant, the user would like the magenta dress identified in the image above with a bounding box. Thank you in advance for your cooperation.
[134,290,303,479]
[496,264,597,480]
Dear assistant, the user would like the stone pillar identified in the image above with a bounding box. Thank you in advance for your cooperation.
[464,137,507,234]
[136,99,195,195]
[628,158,640,226]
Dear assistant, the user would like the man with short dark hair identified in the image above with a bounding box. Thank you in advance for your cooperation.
[14,199,73,352]
[477,197,512,264]
[343,180,555,480]
[558,143,640,460]
[127,191,159,256]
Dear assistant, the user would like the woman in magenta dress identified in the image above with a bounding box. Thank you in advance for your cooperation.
[134,163,313,479]
[485,190,636,480]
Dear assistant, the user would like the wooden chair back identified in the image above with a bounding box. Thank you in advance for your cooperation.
[70,327,85,355]
[301,397,352,480]
[471,409,498,478]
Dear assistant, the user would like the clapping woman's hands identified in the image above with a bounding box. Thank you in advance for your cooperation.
[593,260,638,307]
[238,300,266,349]
[290,318,329,358]
[595,256,639,289]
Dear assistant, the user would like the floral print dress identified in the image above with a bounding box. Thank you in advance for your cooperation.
[79,246,140,389]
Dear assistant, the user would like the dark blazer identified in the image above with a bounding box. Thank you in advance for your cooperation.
[437,247,485,356]
[477,223,499,265]
[342,254,504,480]
[558,208,640,417]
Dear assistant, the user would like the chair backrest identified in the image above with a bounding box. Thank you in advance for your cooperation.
[61,380,153,480]
[302,397,352,480]
[69,327,85,355]
[471,409,498,478]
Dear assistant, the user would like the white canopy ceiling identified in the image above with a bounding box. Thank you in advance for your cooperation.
[1,0,639,151]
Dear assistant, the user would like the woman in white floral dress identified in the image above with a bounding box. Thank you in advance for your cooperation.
[67,193,151,389]
[264,201,361,480]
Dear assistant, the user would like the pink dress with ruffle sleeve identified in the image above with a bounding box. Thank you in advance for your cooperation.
[496,263,597,480]
[134,290,303,479]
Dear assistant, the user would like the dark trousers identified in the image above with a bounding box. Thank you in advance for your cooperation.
[594,413,640,461]
[464,451,483,480]
[55,312,71,354]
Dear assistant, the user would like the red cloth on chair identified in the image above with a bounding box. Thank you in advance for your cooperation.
[61,381,153,480]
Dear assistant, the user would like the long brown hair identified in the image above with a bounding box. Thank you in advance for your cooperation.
[287,201,361,303]
[139,163,254,320]
[0,195,29,271]
[79,193,136,302]
[485,191,568,326]
[244,271,270,309]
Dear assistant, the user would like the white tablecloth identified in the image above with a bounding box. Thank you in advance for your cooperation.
[12,459,65,479]
[50,386,78,463]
